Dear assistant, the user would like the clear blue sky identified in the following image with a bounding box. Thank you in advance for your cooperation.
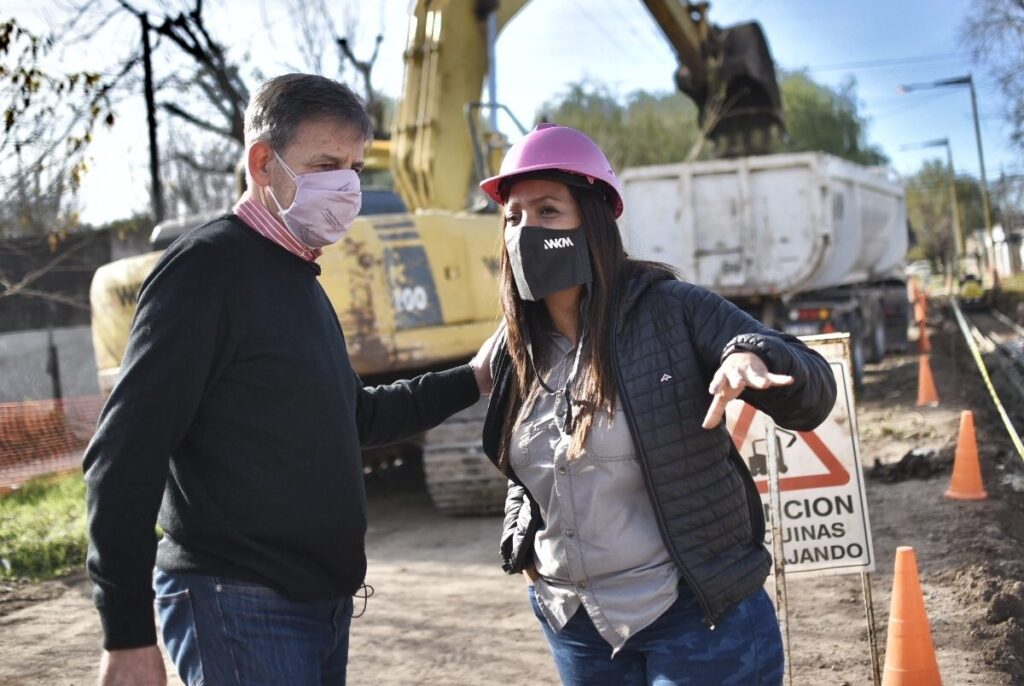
[711,0,1015,180]
[5,0,1019,224]
[494,0,1015,181]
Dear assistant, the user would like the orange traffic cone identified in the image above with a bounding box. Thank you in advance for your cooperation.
[914,293,928,326]
[882,547,942,685]
[916,356,939,407]
[945,411,988,500]
[918,322,932,354]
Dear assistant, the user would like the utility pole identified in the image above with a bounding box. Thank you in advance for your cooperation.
[46,327,62,401]
[902,137,965,285]
[45,301,63,402]
[937,142,962,261]
[897,75,998,286]
[966,77,996,284]
[140,12,165,223]
[942,141,964,269]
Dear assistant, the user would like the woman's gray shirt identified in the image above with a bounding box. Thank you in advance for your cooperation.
[512,333,680,654]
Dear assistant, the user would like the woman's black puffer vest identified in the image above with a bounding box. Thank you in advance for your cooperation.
[482,271,837,626]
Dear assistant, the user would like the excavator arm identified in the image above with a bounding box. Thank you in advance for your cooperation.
[390,0,783,213]
[642,0,711,86]
[641,0,783,156]
[391,0,529,214]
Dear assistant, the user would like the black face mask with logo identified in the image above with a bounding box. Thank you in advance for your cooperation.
[505,225,593,301]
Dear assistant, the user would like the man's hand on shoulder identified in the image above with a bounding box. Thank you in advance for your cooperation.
[471,323,506,396]
[99,645,166,686]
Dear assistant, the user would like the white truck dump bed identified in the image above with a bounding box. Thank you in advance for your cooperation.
[618,152,907,298]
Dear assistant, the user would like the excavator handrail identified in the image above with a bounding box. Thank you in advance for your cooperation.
[465,101,529,186]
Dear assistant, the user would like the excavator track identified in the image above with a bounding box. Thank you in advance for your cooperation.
[422,398,507,515]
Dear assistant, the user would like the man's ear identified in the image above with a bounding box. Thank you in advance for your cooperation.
[248,142,272,187]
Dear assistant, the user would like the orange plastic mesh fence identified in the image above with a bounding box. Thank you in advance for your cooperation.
[0,395,104,493]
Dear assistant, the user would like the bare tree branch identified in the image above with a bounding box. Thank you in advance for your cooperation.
[160,101,234,138]
[0,238,94,298]
[963,0,1024,154]
[287,0,341,76]
[115,0,247,143]
[160,122,240,215]
[170,152,235,175]
[8,287,90,310]
[193,73,235,121]
[57,1,123,50]
[337,33,385,133]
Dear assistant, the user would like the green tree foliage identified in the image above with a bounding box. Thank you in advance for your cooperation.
[991,172,1024,229]
[536,72,887,170]
[0,18,117,174]
[776,72,888,165]
[537,82,702,172]
[905,159,985,267]
[964,0,1024,154]
[0,18,121,236]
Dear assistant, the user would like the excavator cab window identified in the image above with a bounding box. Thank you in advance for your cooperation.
[361,188,407,216]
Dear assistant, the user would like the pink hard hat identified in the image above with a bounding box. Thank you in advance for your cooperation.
[480,123,624,217]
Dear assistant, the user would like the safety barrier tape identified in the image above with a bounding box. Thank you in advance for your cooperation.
[949,297,1024,462]
[0,395,102,492]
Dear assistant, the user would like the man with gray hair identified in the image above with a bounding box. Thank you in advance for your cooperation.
[84,74,496,685]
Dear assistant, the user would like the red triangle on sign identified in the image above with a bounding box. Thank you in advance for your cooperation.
[730,403,849,494]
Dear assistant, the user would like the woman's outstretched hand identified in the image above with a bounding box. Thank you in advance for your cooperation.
[702,352,794,429]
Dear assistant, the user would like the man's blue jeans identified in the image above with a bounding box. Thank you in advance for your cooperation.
[154,569,353,686]
[529,584,784,685]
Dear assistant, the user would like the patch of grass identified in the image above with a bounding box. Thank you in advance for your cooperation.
[994,274,1024,321]
[1001,272,1024,294]
[0,471,87,579]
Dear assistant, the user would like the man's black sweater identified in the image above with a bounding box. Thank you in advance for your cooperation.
[84,215,480,650]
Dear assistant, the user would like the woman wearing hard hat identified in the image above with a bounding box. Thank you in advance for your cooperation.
[478,123,837,685]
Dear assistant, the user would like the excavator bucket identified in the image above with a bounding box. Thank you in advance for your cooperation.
[676,21,784,156]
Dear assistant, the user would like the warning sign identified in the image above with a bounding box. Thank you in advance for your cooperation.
[725,334,875,577]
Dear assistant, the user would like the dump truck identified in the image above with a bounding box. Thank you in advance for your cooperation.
[89,0,787,515]
[619,152,909,386]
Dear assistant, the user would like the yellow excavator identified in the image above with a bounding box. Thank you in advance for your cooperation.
[88,0,783,514]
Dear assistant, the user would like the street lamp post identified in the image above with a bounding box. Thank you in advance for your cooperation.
[902,138,963,276]
[942,141,965,263]
[898,75,997,285]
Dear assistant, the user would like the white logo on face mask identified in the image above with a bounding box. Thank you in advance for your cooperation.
[543,237,575,250]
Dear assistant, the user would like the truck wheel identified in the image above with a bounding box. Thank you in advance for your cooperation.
[422,398,507,515]
[867,315,887,364]
[846,315,866,390]
[851,334,866,391]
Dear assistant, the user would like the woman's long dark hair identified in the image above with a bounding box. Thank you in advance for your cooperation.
[497,182,671,464]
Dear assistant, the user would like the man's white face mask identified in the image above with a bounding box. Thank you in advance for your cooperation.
[266,151,362,248]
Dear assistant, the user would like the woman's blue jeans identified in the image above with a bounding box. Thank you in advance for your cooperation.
[529,584,784,686]
[154,569,353,686]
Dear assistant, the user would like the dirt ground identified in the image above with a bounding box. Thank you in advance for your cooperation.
[2,308,1024,685]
